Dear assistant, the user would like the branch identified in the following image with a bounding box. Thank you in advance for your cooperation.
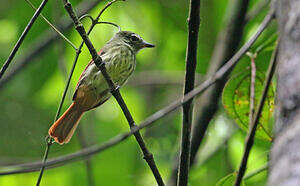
[234,42,278,186]
[62,0,165,185]
[0,0,105,90]
[53,3,95,183]
[177,0,200,185]
[248,53,257,125]
[0,0,48,79]
[0,8,274,177]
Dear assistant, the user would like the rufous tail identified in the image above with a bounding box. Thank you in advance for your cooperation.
[48,102,84,145]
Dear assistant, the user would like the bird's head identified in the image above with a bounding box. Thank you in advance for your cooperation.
[110,31,155,53]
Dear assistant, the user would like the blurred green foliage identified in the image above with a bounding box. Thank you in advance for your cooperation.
[0,0,276,185]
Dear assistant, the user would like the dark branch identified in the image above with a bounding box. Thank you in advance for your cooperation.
[234,42,278,186]
[189,0,250,167]
[0,8,273,177]
[177,0,200,185]
[0,0,48,80]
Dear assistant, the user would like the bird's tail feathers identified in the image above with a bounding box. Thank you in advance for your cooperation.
[48,103,84,144]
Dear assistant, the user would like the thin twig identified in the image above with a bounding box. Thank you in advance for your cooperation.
[177,0,200,185]
[234,42,278,186]
[0,0,48,80]
[0,9,274,177]
[24,0,78,51]
[53,3,95,183]
[36,137,52,186]
[248,53,257,125]
[0,0,105,90]
[36,1,122,185]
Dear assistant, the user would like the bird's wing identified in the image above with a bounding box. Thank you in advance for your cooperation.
[72,50,104,101]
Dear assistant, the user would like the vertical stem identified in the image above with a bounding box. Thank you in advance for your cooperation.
[36,138,52,186]
[249,55,256,125]
[177,0,200,185]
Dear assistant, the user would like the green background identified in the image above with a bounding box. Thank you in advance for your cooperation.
[0,0,276,185]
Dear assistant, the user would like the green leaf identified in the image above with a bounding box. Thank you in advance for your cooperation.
[222,70,274,141]
[216,173,245,186]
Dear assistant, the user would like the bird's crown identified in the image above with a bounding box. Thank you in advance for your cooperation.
[109,31,154,53]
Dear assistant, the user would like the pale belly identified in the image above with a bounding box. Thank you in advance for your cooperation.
[74,50,136,110]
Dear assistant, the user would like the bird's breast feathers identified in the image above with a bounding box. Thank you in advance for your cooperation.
[81,45,136,90]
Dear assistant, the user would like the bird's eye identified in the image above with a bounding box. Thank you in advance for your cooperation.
[130,35,139,42]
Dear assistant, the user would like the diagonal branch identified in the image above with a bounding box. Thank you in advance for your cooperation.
[61,0,165,185]
[234,42,278,186]
[0,0,48,80]
[0,8,274,177]
[177,0,200,185]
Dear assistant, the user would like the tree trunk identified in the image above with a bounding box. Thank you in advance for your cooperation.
[268,0,300,185]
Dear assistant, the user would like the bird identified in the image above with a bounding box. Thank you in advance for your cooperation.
[48,31,155,145]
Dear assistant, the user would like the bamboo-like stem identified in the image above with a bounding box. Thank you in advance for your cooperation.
[177,0,200,185]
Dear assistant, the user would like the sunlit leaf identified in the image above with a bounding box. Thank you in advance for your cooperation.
[222,70,274,141]
[216,173,245,186]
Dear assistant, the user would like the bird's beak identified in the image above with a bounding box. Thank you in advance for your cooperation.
[142,41,155,48]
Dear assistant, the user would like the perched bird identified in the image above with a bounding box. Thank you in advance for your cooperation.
[49,31,154,144]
